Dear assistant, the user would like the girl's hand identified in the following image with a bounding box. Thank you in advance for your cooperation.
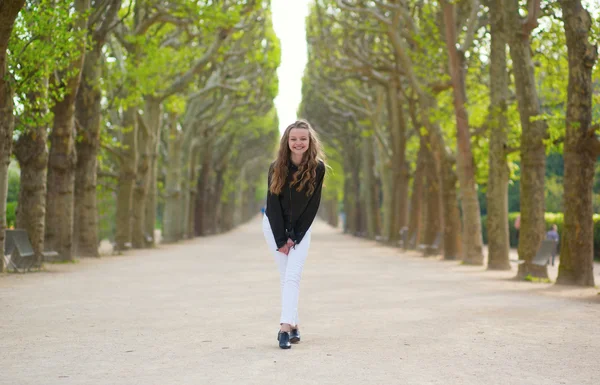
[286,238,295,249]
[278,245,290,255]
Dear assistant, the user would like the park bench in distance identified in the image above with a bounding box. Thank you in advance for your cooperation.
[3,229,59,273]
[510,239,557,266]
[418,232,442,255]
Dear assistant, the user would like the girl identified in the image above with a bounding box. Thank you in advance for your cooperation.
[262,119,326,349]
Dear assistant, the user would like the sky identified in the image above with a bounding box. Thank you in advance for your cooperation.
[271,0,312,133]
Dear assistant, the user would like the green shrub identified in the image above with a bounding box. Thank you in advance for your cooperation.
[6,201,17,228]
[482,212,600,261]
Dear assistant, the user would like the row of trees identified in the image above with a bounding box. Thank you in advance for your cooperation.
[300,0,599,286]
[1,0,282,271]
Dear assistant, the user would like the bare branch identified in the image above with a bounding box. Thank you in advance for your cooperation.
[459,0,481,53]
[134,12,191,35]
[161,29,230,99]
[336,0,391,25]
[522,0,541,36]
[93,0,122,44]
[100,143,124,162]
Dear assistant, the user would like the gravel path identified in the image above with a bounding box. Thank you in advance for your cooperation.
[1,216,599,385]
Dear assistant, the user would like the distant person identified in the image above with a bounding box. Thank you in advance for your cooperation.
[262,120,326,349]
[514,215,521,245]
[546,224,559,266]
[260,206,265,215]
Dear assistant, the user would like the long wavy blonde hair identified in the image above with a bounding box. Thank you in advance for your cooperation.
[269,120,325,196]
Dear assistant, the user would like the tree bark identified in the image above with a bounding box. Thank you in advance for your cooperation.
[377,147,393,240]
[15,87,49,265]
[195,140,214,236]
[46,97,78,261]
[556,0,598,287]
[114,108,137,250]
[486,0,511,270]
[131,111,152,247]
[0,0,26,272]
[143,98,162,245]
[183,144,200,238]
[361,135,380,238]
[162,115,183,243]
[74,44,102,257]
[440,151,461,260]
[442,1,484,265]
[505,0,548,279]
[407,138,426,248]
[386,82,409,242]
[422,148,443,256]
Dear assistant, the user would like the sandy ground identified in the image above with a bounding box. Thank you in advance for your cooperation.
[1,216,599,385]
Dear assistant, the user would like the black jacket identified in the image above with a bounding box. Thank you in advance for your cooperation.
[266,160,325,249]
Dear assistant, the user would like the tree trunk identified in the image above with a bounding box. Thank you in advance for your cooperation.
[361,135,379,238]
[422,149,443,256]
[162,115,182,243]
[183,145,200,238]
[15,87,49,264]
[114,108,137,250]
[377,150,393,240]
[45,0,89,263]
[212,168,226,234]
[132,112,151,248]
[343,152,360,235]
[505,0,548,279]
[74,45,102,257]
[440,152,461,260]
[442,1,483,265]
[556,0,598,287]
[407,139,426,248]
[386,82,409,242]
[195,141,214,236]
[143,98,162,245]
[486,0,511,270]
[0,0,25,272]
[46,95,80,261]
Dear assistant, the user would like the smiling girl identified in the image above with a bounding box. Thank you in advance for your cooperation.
[262,119,326,349]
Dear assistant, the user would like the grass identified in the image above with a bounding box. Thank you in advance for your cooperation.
[523,274,552,284]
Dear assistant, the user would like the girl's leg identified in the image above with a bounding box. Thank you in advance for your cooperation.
[280,230,311,327]
[262,215,289,321]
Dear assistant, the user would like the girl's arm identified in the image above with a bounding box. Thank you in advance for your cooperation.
[266,164,288,249]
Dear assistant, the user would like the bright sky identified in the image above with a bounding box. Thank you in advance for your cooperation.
[271,0,312,133]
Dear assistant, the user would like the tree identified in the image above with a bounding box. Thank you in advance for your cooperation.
[505,0,548,279]
[556,0,598,286]
[441,0,484,265]
[486,0,511,270]
[74,0,122,257]
[0,0,26,272]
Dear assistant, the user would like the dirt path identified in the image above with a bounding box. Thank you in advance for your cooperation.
[1,217,599,385]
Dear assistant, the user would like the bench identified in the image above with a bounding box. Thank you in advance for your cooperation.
[418,232,442,254]
[510,239,557,266]
[3,229,58,273]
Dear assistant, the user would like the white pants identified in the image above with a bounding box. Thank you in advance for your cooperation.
[262,214,311,326]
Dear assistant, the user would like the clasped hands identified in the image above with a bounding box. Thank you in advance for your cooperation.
[277,238,296,255]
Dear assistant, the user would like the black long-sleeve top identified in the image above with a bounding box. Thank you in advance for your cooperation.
[266,160,325,249]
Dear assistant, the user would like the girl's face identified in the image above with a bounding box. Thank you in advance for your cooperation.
[288,128,310,157]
